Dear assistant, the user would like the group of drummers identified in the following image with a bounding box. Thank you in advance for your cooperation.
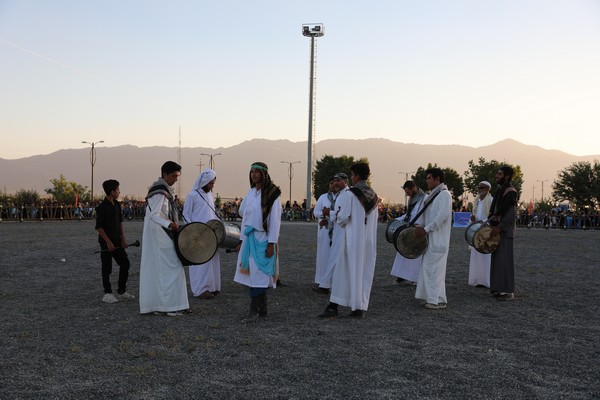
[95,160,518,319]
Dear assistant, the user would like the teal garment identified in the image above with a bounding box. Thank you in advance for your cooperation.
[240,226,276,277]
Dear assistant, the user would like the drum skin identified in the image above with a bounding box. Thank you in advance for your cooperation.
[174,222,218,266]
[394,226,428,259]
[465,220,500,254]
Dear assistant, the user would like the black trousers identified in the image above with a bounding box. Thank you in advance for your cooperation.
[101,247,131,294]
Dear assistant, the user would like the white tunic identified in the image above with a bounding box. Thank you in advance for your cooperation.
[320,186,349,289]
[415,185,453,305]
[468,195,493,287]
[329,189,378,311]
[313,192,334,285]
[233,188,282,288]
[139,193,189,314]
[183,189,221,296]
[390,195,425,282]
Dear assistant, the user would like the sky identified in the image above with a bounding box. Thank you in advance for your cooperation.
[1,0,600,160]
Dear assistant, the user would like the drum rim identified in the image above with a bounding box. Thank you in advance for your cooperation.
[394,225,428,259]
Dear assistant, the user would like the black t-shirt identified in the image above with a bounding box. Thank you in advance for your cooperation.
[95,198,123,245]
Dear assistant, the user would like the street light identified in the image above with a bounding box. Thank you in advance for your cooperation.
[82,140,104,205]
[302,23,324,216]
[201,153,222,169]
[281,161,301,206]
[536,180,549,201]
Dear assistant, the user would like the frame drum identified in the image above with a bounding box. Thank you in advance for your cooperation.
[174,222,218,266]
[206,219,242,249]
[393,226,428,259]
[465,220,500,254]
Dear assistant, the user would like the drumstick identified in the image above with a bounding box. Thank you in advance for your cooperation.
[93,240,140,254]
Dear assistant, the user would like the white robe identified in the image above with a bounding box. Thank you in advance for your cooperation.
[415,185,453,305]
[183,189,221,296]
[329,189,378,311]
[390,195,425,282]
[233,188,282,288]
[139,193,189,314]
[320,186,349,289]
[468,195,493,287]
[313,192,334,286]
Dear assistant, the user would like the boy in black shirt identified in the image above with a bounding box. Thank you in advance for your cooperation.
[95,179,134,303]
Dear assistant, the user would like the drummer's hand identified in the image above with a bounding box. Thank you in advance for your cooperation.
[319,219,329,228]
[266,243,275,258]
[121,239,129,249]
[107,241,116,253]
[322,207,330,217]
[414,227,427,238]
[169,222,179,231]
[470,215,476,222]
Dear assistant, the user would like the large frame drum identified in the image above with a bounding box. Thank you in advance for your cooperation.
[174,222,218,266]
[393,226,428,259]
[465,220,500,254]
[206,219,242,249]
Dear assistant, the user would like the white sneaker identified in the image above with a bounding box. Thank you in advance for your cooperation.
[117,292,135,300]
[102,293,119,303]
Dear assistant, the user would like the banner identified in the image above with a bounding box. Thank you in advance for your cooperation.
[453,212,471,227]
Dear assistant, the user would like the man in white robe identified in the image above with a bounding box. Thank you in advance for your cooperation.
[139,161,190,316]
[183,168,221,299]
[319,163,378,318]
[414,167,453,310]
[319,173,349,292]
[312,178,337,293]
[468,180,493,287]
[390,181,426,285]
[233,162,282,322]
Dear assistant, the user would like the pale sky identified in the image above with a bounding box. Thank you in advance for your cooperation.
[1,0,599,160]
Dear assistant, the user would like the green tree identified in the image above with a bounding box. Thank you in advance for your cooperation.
[45,175,88,204]
[413,163,464,205]
[13,189,41,205]
[552,161,598,209]
[464,157,524,197]
[312,155,369,199]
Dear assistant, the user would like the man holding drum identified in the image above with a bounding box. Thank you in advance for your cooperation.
[414,168,453,310]
[488,166,518,301]
[234,162,282,322]
[139,161,190,316]
[183,168,221,300]
[390,180,426,286]
[468,180,493,288]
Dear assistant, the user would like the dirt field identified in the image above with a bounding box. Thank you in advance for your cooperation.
[1,220,598,399]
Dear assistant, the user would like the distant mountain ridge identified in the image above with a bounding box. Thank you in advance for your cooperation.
[1,138,598,204]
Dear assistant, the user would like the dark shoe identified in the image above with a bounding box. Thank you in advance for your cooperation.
[211,290,220,296]
[242,296,262,323]
[349,310,365,318]
[319,306,338,318]
[276,279,288,287]
[424,303,447,310]
[491,291,501,297]
[198,291,215,300]
[395,277,406,283]
[312,287,330,294]
[497,293,515,301]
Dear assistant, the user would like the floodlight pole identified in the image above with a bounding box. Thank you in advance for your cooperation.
[82,140,104,204]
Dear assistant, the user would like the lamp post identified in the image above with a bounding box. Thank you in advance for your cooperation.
[536,180,549,201]
[201,153,222,169]
[281,161,301,206]
[82,140,104,205]
[302,23,324,216]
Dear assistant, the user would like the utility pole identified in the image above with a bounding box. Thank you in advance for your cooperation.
[281,161,301,206]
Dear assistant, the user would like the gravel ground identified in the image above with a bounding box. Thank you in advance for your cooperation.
[1,220,599,399]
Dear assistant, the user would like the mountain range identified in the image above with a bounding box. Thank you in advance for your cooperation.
[1,138,598,205]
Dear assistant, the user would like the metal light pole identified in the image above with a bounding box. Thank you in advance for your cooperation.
[302,23,324,217]
[281,161,301,205]
[201,153,222,169]
[82,140,104,204]
[536,180,549,201]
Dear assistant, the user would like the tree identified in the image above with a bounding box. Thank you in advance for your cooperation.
[413,163,464,205]
[464,157,524,197]
[45,175,89,204]
[552,161,598,209]
[14,189,41,205]
[312,155,369,199]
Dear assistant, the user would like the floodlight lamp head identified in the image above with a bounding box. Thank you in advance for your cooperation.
[302,23,324,37]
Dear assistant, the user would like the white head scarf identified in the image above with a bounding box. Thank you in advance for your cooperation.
[192,168,216,192]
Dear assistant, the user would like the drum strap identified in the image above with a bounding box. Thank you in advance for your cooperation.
[196,190,221,221]
[408,190,442,226]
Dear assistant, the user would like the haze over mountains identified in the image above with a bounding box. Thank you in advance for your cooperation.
[1,138,598,204]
